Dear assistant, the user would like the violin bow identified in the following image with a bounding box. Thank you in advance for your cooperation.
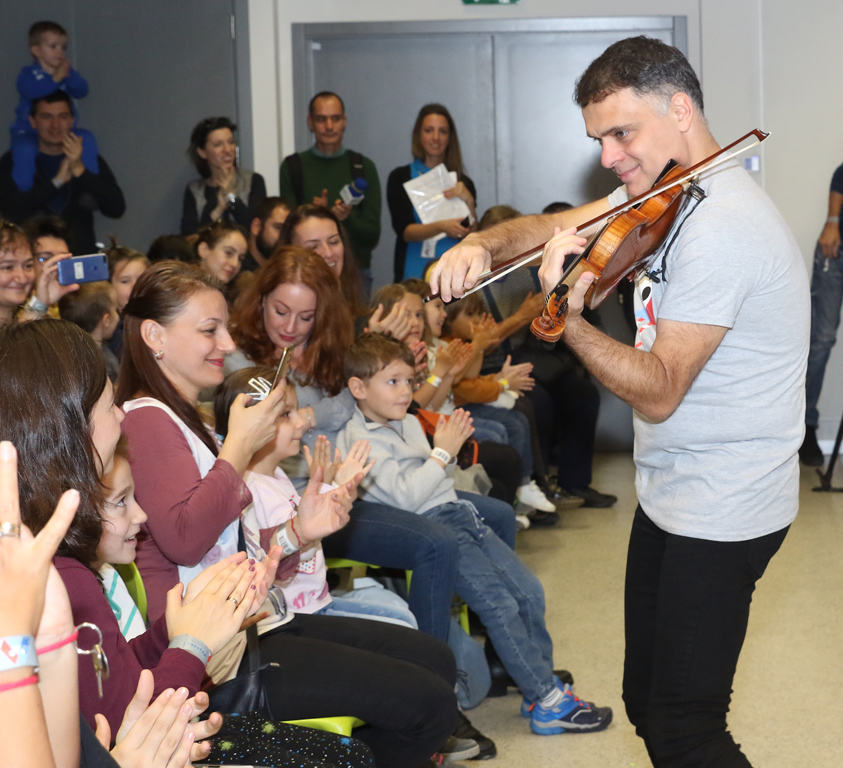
[434,128,769,303]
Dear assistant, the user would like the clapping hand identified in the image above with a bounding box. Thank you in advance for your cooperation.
[496,356,534,394]
[165,559,260,656]
[303,434,342,485]
[96,670,223,768]
[293,465,359,546]
[407,339,428,377]
[368,302,413,340]
[469,313,502,352]
[432,409,474,458]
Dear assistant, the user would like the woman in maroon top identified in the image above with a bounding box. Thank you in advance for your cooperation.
[116,261,459,768]
[0,318,378,768]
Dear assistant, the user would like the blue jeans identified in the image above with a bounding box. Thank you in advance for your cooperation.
[425,500,554,703]
[456,490,516,549]
[318,593,418,629]
[321,500,459,641]
[806,241,843,428]
[465,403,532,482]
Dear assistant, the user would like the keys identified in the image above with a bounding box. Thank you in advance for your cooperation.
[91,642,110,698]
[76,623,110,698]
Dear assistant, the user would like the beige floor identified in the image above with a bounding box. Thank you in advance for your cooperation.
[463,453,843,767]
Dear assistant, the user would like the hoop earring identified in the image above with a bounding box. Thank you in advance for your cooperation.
[154,350,163,360]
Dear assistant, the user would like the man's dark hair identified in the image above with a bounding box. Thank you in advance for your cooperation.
[21,215,71,247]
[147,235,196,264]
[574,36,704,116]
[58,282,116,334]
[345,333,415,384]
[30,89,74,118]
[253,197,291,227]
[308,91,345,116]
[29,21,68,47]
[542,202,573,215]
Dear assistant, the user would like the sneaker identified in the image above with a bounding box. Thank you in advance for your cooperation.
[453,711,497,760]
[517,480,557,512]
[520,673,576,717]
[439,734,480,762]
[526,509,560,527]
[566,487,617,508]
[515,514,531,531]
[799,425,824,466]
[530,684,613,734]
[542,476,586,510]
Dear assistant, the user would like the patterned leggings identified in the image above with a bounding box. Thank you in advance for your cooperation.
[206,711,374,767]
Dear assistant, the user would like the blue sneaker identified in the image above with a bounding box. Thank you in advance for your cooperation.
[530,684,613,735]
[520,674,573,717]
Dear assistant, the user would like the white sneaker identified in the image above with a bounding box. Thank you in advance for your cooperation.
[517,480,556,512]
[515,514,532,530]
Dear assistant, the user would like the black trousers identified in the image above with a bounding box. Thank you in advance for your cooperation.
[250,613,458,768]
[623,506,788,767]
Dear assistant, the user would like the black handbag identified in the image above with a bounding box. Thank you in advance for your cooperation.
[205,622,277,720]
[205,522,277,719]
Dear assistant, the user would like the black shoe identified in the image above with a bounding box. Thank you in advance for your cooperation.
[799,426,824,466]
[438,734,480,762]
[526,509,560,527]
[540,476,585,510]
[453,711,497,760]
[566,486,617,508]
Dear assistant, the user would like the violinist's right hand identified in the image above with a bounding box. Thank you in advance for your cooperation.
[428,235,491,302]
[537,227,588,297]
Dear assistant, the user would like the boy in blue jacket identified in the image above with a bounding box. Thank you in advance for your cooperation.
[10,20,99,191]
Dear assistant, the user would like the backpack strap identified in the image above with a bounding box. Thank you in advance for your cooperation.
[347,150,365,181]
[283,152,305,204]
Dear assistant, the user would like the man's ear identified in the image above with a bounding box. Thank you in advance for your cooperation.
[671,92,695,133]
[28,114,37,131]
[306,114,315,134]
[348,377,367,400]
[140,319,164,354]
[250,217,262,238]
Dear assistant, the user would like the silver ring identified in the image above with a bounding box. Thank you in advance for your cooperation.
[0,522,21,538]
[228,596,239,606]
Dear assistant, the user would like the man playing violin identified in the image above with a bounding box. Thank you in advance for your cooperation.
[430,36,809,768]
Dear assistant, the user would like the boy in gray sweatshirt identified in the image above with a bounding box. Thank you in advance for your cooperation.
[338,333,611,735]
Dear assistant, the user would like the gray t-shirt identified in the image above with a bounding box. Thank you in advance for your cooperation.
[611,161,809,541]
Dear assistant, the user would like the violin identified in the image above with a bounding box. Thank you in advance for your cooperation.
[429,128,770,340]
[530,161,690,343]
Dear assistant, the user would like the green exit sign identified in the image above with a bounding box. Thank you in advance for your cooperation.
[463,0,520,4]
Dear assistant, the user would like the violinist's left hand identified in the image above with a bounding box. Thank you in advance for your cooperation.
[538,227,589,318]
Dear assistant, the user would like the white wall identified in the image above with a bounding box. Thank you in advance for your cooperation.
[248,0,843,441]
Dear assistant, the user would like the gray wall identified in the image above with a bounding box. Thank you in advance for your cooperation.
[0,1,244,252]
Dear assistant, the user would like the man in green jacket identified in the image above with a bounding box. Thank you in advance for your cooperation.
[279,91,381,297]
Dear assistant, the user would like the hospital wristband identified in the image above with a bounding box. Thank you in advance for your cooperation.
[168,635,211,666]
[0,636,38,673]
[276,525,301,555]
[430,447,452,466]
[25,295,49,316]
